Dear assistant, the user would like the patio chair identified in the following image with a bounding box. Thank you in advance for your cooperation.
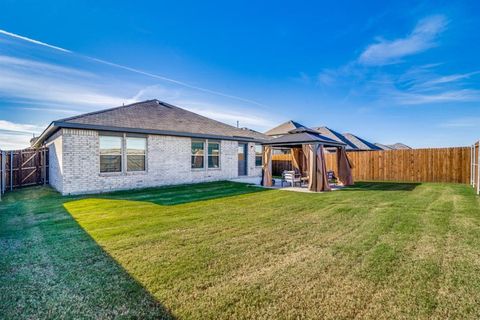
[281,170,302,187]
[327,171,337,184]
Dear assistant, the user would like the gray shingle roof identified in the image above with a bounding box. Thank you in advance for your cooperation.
[263,127,345,147]
[35,100,270,145]
[314,127,357,150]
[343,133,382,151]
[374,143,394,150]
[264,120,307,136]
[389,143,412,150]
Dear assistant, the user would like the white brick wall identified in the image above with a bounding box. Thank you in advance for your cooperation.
[46,130,63,192]
[49,129,260,195]
[247,142,263,177]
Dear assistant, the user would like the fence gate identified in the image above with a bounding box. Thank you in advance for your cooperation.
[0,148,49,195]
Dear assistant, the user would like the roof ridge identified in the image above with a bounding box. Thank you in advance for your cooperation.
[57,99,159,122]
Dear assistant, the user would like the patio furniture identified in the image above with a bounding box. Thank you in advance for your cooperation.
[327,171,337,184]
[281,170,302,187]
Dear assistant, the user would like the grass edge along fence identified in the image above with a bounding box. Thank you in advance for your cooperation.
[273,146,472,185]
[472,141,480,195]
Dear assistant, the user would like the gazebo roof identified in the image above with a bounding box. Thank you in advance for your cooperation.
[262,127,346,147]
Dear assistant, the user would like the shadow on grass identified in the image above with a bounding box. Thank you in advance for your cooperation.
[0,187,176,319]
[343,181,421,192]
[91,180,268,206]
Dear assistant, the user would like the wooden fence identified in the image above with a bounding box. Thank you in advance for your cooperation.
[0,148,49,196]
[472,141,480,195]
[272,147,471,184]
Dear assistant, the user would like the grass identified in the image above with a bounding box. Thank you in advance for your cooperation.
[1,181,480,319]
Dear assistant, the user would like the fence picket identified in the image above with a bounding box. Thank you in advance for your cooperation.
[272,147,472,184]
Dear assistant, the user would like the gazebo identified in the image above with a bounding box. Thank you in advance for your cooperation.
[261,127,354,192]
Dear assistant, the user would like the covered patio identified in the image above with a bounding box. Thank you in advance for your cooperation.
[261,127,354,192]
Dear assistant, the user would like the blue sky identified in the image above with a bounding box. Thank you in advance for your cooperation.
[0,0,479,149]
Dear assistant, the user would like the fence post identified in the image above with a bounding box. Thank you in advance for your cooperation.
[477,141,480,195]
[42,148,47,185]
[472,144,475,187]
[1,151,5,195]
[9,151,13,191]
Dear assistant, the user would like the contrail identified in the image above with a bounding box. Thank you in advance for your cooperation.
[0,29,266,107]
[0,29,71,53]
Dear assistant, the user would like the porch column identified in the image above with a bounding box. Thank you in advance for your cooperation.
[261,145,273,187]
[337,146,354,186]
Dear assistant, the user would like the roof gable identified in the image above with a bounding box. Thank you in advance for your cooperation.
[264,120,307,136]
[343,133,382,151]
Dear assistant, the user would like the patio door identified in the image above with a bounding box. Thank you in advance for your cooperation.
[238,143,248,176]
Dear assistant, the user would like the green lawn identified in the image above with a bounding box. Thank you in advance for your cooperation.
[1,181,480,319]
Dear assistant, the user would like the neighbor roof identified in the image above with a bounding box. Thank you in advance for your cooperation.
[314,126,357,150]
[263,127,346,147]
[264,120,307,136]
[343,133,382,151]
[374,143,393,150]
[33,100,270,147]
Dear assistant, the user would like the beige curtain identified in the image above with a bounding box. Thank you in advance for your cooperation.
[262,146,273,187]
[302,144,311,177]
[305,144,331,192]
[291,148,303,174]
[337,147,354,186]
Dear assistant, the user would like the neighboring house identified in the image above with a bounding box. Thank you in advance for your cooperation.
[342,133,382,151]
[313,126,357,150]
[265,121,381,152]
[32,100,269,195]
[374,142,412,150]
[264,120,307,137]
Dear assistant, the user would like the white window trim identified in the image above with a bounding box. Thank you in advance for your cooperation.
[191,139,222,171]
[255,144,263,167]
[99,133,147,175]
[125,135,148,173]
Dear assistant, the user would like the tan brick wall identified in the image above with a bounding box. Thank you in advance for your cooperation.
[51,129,260,195]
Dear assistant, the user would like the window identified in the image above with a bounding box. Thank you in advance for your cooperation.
[126,137,146,171]
[191,140,205,169]
[100,135,122,173]
[255,144,263,167]
[208,141,220,168]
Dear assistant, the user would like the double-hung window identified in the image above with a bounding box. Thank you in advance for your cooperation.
[191,139,221,169]
[99,134,147,173]
[208,141,220,168]
[255,144,263,167]
[126,137,146,172]
[191,140,205,169]
[100,135,123,173]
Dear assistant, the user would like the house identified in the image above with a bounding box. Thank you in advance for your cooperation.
[265,121,381,151]
[32,100,269,195]
[313,126,357,150]
[374,142,412,150]
[342,133,382,151]
[264,120,307,138]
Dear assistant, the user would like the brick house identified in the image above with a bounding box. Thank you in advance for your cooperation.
[32,100,268,195]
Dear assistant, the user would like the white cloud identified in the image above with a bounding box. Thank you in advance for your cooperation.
[0,119,43,133]
[0,55,94,78]
[0,132,36,150]
[174,100,278,130]
[0,66,135,107]
[394,89,480,105]
[358,15,448,66]
[420,71,480,87]
[439,117,480,128]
